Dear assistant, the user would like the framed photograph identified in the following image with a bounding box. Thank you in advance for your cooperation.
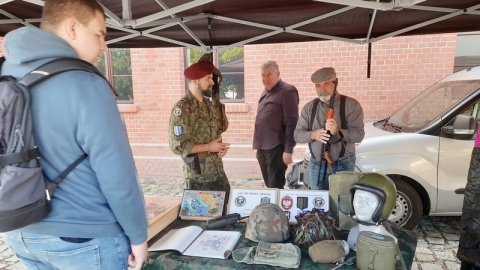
[227,188,278,218]
[179,190,226,221]
[278,189,329,224]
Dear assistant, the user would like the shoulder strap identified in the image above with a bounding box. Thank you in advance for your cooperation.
[340,95,346,129]
[308,98,320,131]
[18,57,117,96]
[52,153,88,186]
[46,153,88,198]
[308,98,321,161]
[339,94,346,157]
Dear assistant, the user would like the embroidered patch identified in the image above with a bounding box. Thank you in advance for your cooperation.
[173,107,182,117]
[173,125,183,136]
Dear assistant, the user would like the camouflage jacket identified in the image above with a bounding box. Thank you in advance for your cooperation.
[169,90,229,179]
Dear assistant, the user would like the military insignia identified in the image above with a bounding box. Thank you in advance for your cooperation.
[284,211,291,220]
[173,125,183,136]
[296,197,308,210]
[235,196,246,207]
[281,196,293,210]
[260,197,271,204]
[313,197,325,208]
[173,107,182,116]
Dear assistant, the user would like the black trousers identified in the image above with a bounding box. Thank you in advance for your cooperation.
[458,147,480,266]
[256,144,287,189]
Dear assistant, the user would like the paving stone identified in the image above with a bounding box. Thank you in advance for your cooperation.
[426,231,444,238]
[416,247,434,254]
[417,239,429,247]
[428,237,446,245]
[445,261,461,270]
[433,251,457,261]
[416,253,436,261]
[443,233,460,241]
[420,263,446,270]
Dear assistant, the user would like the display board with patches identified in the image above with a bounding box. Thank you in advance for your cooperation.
[227,188,278,219]
[278,189,329,224]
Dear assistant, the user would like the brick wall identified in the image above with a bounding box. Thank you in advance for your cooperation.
[0,33,457,180]
[124,34,456,180]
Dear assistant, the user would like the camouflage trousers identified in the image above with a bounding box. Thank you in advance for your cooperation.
[184,174,231,196]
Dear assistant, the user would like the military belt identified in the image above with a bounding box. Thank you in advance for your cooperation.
[197,152,216,159]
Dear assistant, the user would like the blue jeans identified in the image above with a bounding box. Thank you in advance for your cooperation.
[6,231,131,270]
[309,154,356,190]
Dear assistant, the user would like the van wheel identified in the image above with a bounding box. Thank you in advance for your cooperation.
[388,177,423,230]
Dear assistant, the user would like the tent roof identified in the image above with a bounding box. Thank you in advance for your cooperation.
[1,0,479,50]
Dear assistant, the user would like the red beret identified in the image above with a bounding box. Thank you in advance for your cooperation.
[184,60,214,80]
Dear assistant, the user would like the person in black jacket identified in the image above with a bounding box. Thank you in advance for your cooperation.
[458,136,480,270]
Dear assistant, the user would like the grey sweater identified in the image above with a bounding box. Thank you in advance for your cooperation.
[294,93,365,162]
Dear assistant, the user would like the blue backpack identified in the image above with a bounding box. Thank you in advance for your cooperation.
[0,57,110,232]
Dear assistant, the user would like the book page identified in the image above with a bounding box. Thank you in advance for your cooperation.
[148,226,203,253]
[182,230,242,259]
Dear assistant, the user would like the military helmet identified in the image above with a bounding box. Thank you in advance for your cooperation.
[245,203,290,242]
[349,173,397,225]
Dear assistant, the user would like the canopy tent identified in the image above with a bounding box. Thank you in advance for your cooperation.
[0,0,479,51]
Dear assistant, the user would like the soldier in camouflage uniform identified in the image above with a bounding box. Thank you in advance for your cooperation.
[169,60,231,202]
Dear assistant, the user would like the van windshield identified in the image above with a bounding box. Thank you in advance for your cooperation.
[378,80,480,133]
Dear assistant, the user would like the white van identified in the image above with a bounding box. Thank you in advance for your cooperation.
[356,66,480,229]
[301,66,480,229]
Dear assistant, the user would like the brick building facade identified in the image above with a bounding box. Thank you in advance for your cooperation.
[0,33,457,180]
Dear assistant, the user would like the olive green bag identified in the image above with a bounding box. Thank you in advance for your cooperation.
[232,241,301,268]
[355,231,402,270]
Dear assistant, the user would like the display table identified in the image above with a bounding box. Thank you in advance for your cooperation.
[143,219,418,270]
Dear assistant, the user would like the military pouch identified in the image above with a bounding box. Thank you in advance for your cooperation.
[356,231,400,270]
[232,241,301,268]
[182,154,201,174]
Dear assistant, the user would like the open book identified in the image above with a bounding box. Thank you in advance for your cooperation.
[148,225,242,259]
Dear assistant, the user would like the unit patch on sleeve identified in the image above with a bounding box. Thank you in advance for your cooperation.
[173,125,183,136]
[173,107,182,117]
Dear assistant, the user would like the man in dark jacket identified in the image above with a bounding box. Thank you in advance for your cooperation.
[253,60,299,189]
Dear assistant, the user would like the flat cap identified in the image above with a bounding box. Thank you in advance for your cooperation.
[311,67,336,83]
[184,60,214,80]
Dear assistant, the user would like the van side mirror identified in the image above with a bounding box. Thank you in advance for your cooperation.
[452,114,476,140]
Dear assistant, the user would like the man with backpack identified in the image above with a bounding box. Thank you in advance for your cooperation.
[294,67,365,190]
[0,0,148,269]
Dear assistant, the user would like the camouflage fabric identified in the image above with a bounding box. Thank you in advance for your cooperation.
[245,203,290,243]
[292,208,337,249]
[143,219,418,270]
[232,242,301,268]
[169,90,230,196]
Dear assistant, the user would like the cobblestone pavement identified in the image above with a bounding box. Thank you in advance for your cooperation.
[0,178,462,270]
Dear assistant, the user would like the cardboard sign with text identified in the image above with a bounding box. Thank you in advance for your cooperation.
[278,190,329,223]
[227,188,278,218]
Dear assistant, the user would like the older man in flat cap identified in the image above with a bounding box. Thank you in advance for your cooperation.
[294,67,365,190]
[169,60,230,203]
